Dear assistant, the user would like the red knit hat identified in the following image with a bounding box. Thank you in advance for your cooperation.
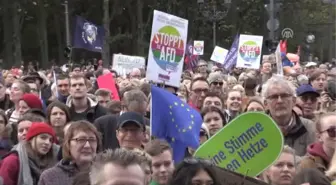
[20,93,43,110]
[26,122,56,142]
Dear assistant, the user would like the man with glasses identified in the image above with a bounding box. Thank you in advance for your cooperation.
[188,77,209,111]
[207,72,224,96]
[296,84,320,120]
[262,76,315,156]
[116,112,146,150]
[196,60,208,78]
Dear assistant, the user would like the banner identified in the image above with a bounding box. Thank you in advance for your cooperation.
[112,54,146,77]
[236,34,263,69]
[194,112,283,177]
[223,34,239,70]
[146,10,188,87]
[73,16,104,52]
[184,40,199,70]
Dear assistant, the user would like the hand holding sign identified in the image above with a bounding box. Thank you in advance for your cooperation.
[194,112,284,177]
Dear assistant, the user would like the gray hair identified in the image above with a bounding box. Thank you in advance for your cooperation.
[261,76,296,98]
[90,149,145,185]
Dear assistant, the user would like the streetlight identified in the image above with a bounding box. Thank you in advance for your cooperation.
[306,33,315,62]
[198,0,231,48]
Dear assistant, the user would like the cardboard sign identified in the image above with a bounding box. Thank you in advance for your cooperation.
[210,46,228,64]
[193,40,204,55]
[146,10,188,88]
[194,112,283,177]
[112,54,145,77]
[97,73,120,100]
[236,34,263,69]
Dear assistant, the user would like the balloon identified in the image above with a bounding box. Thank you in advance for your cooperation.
[286,53,300,63]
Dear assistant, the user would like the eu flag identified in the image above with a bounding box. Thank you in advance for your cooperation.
[151,85,202,163]
[73,16,104,52]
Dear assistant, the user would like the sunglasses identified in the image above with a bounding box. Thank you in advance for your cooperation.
[211,82,223,86]
[183,157,214,166]
[321,126,336,138]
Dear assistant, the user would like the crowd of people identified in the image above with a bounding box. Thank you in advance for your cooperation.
[0,56,334,185]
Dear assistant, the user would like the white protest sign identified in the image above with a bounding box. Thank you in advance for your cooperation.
[236,34,263,69]
[193,40,204,55]
[112,54,146,77]
[145,10,188,88]
[210,46,228,64]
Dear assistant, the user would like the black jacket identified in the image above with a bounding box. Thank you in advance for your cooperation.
[67,96,108,123]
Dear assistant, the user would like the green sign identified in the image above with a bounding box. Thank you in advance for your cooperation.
[194,112,284,177]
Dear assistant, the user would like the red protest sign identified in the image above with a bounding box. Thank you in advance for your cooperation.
[97,73,120,100]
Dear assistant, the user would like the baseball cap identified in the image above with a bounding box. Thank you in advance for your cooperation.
[296,84,320,97]
[117,112,145,130]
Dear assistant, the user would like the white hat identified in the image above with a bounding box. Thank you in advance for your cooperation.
[305,62,317,67]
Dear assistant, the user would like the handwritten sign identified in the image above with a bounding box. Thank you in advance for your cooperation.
[194,112,283,177]
[210,46,228,64]
[112,54,145,77]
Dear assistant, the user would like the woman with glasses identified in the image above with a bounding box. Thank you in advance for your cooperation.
[169,157,220,185]
[299,112,336,172]
[38,120,101,185]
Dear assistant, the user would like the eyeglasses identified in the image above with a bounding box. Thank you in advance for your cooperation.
[321,126,336,138]
[211,82,223,86]
[71,138,97,145]
[183,157,214,166]
[266,93,292,101]
[192,88,209,94]
[300,95,318,103]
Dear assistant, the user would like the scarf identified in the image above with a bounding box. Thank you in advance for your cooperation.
[12,143,34,185]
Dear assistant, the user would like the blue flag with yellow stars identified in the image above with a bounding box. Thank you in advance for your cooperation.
[151,85,203,163]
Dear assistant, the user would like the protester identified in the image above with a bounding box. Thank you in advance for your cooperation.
[0,123,57,185]
[0,110,11,156]
[38,120,101,185]
[18,93,43,115]
[145,139,174,185]
[66,73,107,122]
[201,106,227,136]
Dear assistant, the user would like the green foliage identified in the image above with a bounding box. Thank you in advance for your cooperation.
[0,0,334,65]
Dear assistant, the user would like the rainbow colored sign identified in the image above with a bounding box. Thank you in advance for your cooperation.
[146,10,188,88]
[151,26,185,71]
[236,34,263,70]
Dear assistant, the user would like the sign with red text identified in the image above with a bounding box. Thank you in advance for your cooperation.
[236,34,263,69]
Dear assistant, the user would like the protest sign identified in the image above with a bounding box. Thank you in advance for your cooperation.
[193,40,204,55]
[146,10,188,88]
[194,112,283,177]
[112,54,146,77]
[210,46,228,64]
[97,73,120,100]
[236,34,263,69]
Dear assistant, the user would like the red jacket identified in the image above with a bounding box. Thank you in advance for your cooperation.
[0,153,19,185]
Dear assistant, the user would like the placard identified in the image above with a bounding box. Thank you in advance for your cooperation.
[193,40,204,55]
[236,34,263,69]
[210,46,228,64]
[112,54,146,77]
[146,10,188,87]
[194,112,283,177]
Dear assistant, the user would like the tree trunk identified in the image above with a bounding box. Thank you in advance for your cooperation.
[136,0,144,56]
[12,1,22,68]
[103,0,110,67]
[37,0,49,69]
[2,0,13,69]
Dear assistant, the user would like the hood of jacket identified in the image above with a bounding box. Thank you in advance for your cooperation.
[66,93,98,108]
[56,159,79,177]
[307,142,330,163]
